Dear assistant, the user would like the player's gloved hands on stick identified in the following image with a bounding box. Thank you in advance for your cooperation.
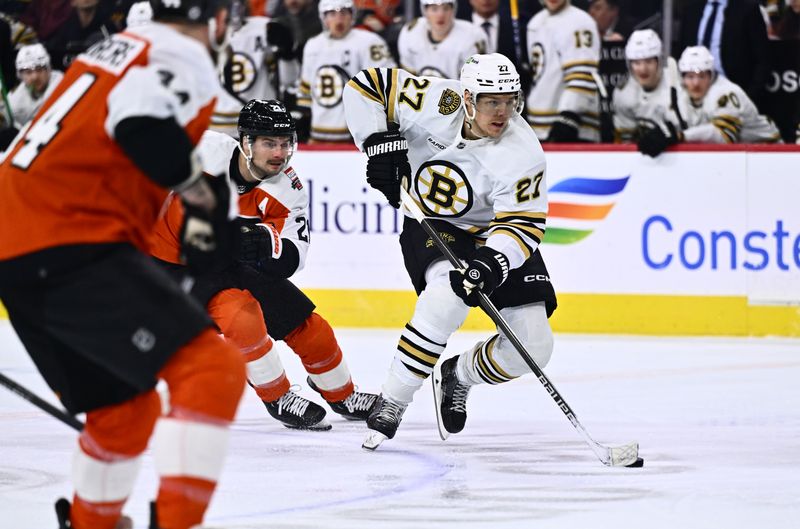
[237,219,282,269]
[363,129,410,208]
[637,121,682,158]
[179,173,237,273]
[449,247,510,307]
[546,111,581,142]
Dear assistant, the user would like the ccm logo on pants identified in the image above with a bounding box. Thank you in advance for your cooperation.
[524,275,550,282]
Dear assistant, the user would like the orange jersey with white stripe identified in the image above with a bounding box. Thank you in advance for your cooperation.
[150,131,311,266]
[0,23,220,260]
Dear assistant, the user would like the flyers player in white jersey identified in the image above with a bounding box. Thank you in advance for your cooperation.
[343,54,557,449]
[151,100,379,430]
[212,14,299,136]
[0,2,247,529]
[397,0,486,79]
[638,46,782,157]
[526,0,601,142]
[298,0,395,142]
[612,30,682,143]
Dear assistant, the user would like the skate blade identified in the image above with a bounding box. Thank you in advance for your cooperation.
[284,418,332,431]
[362,430,387,451]
[431,364,450,441]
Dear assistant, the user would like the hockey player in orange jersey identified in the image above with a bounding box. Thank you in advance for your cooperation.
[150,99,378,430]
[0,2,249,529]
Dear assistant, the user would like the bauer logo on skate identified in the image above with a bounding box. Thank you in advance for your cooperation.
[544,176,630,245]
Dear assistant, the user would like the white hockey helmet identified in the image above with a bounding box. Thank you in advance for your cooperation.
[678,46,715,74]
[460,53,522,96]
[625,29,662,61]
[461,54,523,119]
[126,1,153,27]
[319,0,355,17]
[420,0,457,11]
[15,43,50,72]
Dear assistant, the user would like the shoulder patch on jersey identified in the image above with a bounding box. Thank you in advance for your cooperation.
[407,18,419,31]
[717,94,729,108]
[284,166,303,190]
[438,88,461,115]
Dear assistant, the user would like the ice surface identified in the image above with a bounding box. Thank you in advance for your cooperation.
[1,321,799,528]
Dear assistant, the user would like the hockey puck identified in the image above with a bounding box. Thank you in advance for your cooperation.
[626,457,644,468]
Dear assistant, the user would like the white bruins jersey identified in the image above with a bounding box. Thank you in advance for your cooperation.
[299,28,395,142]
[197,130,311,269]
[526,4,600,141]
[678,76,781,144]
[7,70,64,128]
[211,17,300,137]
[612,58,680,142]
[397,18,487,79]
[344,68,547,270]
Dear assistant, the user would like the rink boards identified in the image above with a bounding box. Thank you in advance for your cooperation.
[1,145,798,336]
[287,145,800,337]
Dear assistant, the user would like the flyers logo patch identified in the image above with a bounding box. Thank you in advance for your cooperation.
[438,88,461,115]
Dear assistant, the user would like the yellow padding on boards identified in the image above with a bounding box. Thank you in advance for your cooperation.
[304,290,800,337]
[1,293,798,337]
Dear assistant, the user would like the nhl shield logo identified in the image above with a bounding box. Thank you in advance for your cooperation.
[438,89,461,116]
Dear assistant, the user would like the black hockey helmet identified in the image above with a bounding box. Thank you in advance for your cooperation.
[150,0,230,24]
[237,99,297,139]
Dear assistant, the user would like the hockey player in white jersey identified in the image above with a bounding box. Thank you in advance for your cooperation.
[612,30,682,143]
[526,0,601,142]
[638,46,782,157]
[343,54,557,449]
[6,43,64,129]
[299,0,395,142]
[397,0,486,79]
[212,13,298,137]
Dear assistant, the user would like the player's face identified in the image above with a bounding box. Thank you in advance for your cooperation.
[424,4,455,33]
[790,0,800,14]
[630,58,660,90]
[19,67,50,94]
[682,71,713,102]
[469,92,518,138]
[324,8,354,38]
[247,135,295,179]
[543,0,568,13]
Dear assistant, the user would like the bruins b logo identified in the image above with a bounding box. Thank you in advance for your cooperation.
[415,160,473,217]
[438,89,461,115]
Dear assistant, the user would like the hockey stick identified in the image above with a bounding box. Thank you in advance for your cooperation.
[399,187,640,467]
[0,371,84,431]
[509,0,524,70]
[508,0,531,95]
[0,66,15,127]
[591,70,615,143]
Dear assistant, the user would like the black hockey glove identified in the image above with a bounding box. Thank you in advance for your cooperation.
[363,129,410,209]
[638,122,683,158]
[266,20,295,59]
[546,111,581,143]
[449,247,510,307]
[237,219,282,269]
[179,175,237,274]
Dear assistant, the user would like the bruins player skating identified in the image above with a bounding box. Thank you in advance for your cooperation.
[343,54,558,449]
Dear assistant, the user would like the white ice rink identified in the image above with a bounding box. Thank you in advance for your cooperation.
[1,320,799,529]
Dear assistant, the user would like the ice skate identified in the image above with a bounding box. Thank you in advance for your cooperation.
[307,377,379,421]
[432,355,472,440]
[55,498,133,529]
[362,394,407,450]
[264,388,331,431]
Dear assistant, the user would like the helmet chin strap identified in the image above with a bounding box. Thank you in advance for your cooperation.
[237,137,268,182]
